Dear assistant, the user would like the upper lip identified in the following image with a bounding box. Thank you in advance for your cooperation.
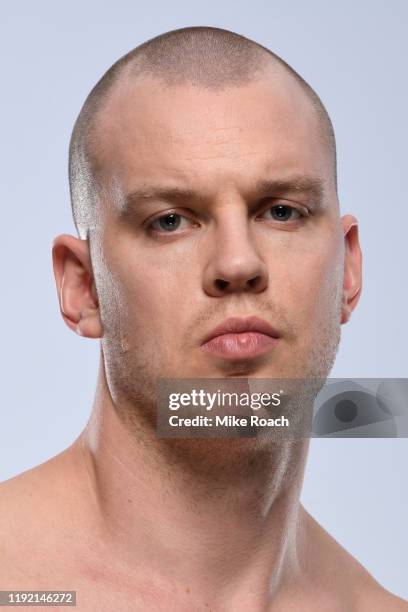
[201,316,280,345]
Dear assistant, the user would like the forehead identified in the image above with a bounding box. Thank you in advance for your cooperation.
[95,70,334,199]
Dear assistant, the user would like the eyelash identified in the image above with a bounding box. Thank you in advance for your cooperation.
[146,203,309,235]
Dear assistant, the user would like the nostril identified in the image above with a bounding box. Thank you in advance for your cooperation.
[215,279,229,291]
[248,276,260,288]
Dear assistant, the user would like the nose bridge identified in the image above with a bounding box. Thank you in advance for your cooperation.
[202,198,268,296]
[215,205,257,270]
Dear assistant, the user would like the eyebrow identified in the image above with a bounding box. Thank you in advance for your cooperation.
[123,175,325,211]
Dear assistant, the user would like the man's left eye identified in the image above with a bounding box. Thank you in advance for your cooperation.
[261,204,303,222]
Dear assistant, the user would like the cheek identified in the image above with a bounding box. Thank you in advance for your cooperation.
[272,230,344,325]
[96,244,189,346]
[124,268,183,328]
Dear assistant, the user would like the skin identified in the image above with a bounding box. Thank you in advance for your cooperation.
[0,66,406,611]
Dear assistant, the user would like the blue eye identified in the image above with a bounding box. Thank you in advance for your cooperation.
[266,205,301,221]
[152,213,183,232]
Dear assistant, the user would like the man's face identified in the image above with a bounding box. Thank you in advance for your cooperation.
[90,70,347,408]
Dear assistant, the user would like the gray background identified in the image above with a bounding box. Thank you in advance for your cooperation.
[1,0,407,599]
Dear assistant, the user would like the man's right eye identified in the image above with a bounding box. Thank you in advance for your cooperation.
[153,213,181,231]
[148,213,189,232]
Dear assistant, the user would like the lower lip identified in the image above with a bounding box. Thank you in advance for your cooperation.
[201,332,279,360]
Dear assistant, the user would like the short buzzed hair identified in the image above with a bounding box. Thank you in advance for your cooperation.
[69,26,337,240]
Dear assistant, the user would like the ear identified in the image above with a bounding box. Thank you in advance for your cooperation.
[341,215,363,324]
[52,234,102,338]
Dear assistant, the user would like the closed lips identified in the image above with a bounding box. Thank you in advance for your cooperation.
[202,316,280,344]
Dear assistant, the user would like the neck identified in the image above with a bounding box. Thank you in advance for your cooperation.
[78,358,311,607]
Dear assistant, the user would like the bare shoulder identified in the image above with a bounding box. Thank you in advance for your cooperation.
[358,583,408,611]
[0,452,65,530]
[0,440,96,584]
[300,506,408,610]
[0,442,81,523]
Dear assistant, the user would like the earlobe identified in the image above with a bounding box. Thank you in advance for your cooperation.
[52,234,103,339]
[76,308,103,338]
[341,216,363,324]
[341,285,362,324]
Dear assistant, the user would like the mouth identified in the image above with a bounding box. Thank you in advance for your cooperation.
[200,315,280,361]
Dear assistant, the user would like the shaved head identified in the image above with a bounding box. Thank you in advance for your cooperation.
[69,26,337,239]
[56,25,362,476]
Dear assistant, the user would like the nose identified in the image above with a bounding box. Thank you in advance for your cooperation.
[202,212,269,297]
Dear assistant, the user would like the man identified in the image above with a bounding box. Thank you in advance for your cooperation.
[0,26,406,611]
